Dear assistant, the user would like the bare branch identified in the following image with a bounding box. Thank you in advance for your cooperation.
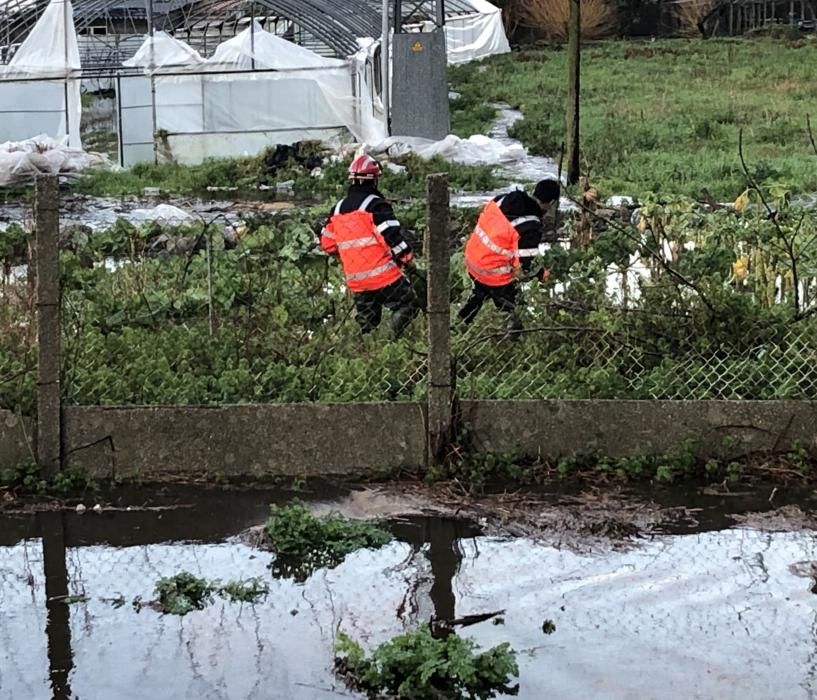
[567,196,717,313]
[738,128,800,316]
[807,115,817,158]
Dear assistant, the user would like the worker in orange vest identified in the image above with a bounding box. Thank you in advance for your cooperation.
[320,154,418,337]
[459,179,561,334]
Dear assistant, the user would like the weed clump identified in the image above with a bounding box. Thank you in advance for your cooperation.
[334,625,519,700]
[154,572,268,615]
[263,502,392,581]
[155,572,215,615]
[0,462,96,497]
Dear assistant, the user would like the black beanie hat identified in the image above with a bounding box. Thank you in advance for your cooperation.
[533,178,560,204]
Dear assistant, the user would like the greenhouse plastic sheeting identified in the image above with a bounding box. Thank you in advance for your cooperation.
[121,24,386,164]
[0,0,82,148]
[123,30,205,70]
[411,0,511,65]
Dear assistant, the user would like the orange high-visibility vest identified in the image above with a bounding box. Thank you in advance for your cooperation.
[321,194,403,293]
[464,200,521,286]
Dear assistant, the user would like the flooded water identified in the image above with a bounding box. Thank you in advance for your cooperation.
[2,486,817,700]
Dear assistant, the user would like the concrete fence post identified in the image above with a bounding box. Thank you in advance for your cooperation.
[34,175,62,476]
[425,174,452,467]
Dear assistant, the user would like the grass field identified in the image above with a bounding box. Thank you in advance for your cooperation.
[449,37,817,199]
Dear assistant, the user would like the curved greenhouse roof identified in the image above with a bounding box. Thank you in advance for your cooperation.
[0,0,487,62]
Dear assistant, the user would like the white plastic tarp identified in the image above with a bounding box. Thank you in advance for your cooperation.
[412,0,511,65]
[369,133,525,166]
[0,136,90,187]
[122,30,204,70]
[0,0,82,148]
[121,24,387,163]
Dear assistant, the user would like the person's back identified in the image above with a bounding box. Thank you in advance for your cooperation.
[459,179,560,334]
[320,155,418,337]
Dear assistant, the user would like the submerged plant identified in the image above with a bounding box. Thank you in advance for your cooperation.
[155,572,215,615]
[334,625,519,700]
[154,572,268,615]
[263,502,392,581]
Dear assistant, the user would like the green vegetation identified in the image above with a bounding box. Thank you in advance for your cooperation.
[263,502,392,581]
[0,462,96,496]
[5,181,817,412]
[432,438,816,491]
[72,149,499,199]
[154,572,268,615]
[334,626,519,700]
[449,39,817,199]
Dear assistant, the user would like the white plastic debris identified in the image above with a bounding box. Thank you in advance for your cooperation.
[75,503,87,514]
[606,195,637,208]
[369,133,527,167]
[92,504,103,514]
[128,204,195,226]
[0,136,93,187]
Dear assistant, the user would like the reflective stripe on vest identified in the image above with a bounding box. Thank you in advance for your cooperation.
[517,247,540,258]
[465,259,515,277]
[475,225,515,259]
[464,200,520,286]
[327,193,402,292]
[346,260,398,282]
[337,235,380,250]
[510,215,541,228]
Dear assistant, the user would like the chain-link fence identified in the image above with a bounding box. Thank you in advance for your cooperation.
[50,197,428,406]
[6,180,817,414]
[451,193,817,401]
[0,210,36,416]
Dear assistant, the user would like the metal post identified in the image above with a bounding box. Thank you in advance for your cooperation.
[62,0,71,146]
[425,174,452,468]
[381,0,390,133]
[250,3,256,71]
[35,175,62,476]
[148,0,158,164]
[435,0,445,27]
[116,73,124,167]
[566,0,581,186]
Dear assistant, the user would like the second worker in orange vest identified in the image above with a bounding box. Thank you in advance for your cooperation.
[320,154,419,338]
[459,179,561,334]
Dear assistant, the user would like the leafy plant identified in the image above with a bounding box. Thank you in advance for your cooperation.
[0,462,96,496]
[263,502,392,581]
[154,572,269,615]
[155,572,215,615]
[334,626,519,700]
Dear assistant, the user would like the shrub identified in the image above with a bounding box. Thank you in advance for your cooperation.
[334,626,520,700]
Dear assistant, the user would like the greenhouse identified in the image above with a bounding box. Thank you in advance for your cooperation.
[0,0,510,168]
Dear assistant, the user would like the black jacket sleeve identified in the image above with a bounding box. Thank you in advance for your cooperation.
[369,197,413,265]
[497,191,543,272]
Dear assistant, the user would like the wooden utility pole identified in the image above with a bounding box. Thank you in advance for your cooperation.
[566,0,581,186]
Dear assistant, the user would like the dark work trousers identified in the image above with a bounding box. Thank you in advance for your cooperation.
[458,277,519,325]
[353,276,419,338]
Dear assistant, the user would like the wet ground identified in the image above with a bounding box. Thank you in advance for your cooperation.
[2,484,817,700]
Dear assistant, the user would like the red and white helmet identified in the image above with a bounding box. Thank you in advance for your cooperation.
[348,153,382,180]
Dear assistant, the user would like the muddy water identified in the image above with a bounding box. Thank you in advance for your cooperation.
[2,487,817,700]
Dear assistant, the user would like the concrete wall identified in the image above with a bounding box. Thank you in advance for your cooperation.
[459,400,817,459]
[0,410,34,468]
[9,400,815,478]
[62,403,427,479]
